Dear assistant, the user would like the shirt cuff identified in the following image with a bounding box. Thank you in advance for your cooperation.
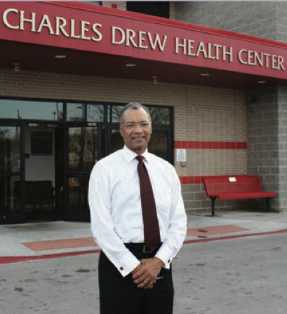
[107,250,141,277]
[154,246,173,269]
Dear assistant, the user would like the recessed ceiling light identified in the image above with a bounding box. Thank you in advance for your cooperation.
[126,63,136,67]
[200,73,210,76]
[55,55,66,59]
[258,80,266,84]
[13,63,20,72]
[152,75,158,84]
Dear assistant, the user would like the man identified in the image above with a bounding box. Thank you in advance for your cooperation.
[88,102,187,314]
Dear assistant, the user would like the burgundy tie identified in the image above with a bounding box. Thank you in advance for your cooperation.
[136,155,161,251]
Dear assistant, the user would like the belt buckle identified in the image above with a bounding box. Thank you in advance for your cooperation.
[143,245,152,253]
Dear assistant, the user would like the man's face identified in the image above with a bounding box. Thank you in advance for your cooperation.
[120,108,152,155]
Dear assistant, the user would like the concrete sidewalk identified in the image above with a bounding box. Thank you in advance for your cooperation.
[1,211,287,261]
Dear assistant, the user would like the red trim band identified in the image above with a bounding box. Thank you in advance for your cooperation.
[174,141,247,150]
[179,175,248,184]
[180,176,203,184]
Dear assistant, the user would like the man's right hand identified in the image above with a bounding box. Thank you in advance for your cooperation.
[132,262,154,289]
[131,257,164,289]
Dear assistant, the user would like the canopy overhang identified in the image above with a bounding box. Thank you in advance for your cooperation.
[1,1,287,89]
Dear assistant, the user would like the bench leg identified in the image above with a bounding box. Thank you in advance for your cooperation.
[266,198,271,212]
[211,197,216,216]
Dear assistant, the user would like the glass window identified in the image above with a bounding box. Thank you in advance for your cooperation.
[107,105,124,123]
[0,175,21,214]
[0,126,20,172]
[82,1,102,5]
[0,99,63,121]
[68,126,98,172]
[148,130,168,160]
[68,174,90,213]
[126,2,170,18]
[110,129,124,154]
[149,107,171,125]
[67,103,85,122]
[0,126,21,215]
[87,104,104,122]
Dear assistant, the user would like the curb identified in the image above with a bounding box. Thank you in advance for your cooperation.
[184,228,287,244]
[1,229,287,265]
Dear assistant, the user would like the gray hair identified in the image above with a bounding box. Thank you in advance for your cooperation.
[120,102,151,124]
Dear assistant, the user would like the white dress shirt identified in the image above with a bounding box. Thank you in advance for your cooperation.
[88,146,187,277]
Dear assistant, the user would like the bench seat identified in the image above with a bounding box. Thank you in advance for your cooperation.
[214,192,275,200]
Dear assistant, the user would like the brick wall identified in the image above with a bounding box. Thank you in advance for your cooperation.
[174,1,285,42]
[277,2,287,43]
[246,86,287,212]
[179,86,248,213]
[101,2,126,10]
[175,87,247,174]
[0,68,247,212]
[278,86,287,210]
[174,1,287,212]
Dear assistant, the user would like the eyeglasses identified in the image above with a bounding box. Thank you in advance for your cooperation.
[124,122,151,130]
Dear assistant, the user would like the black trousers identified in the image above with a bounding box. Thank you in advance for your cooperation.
[98,245,174,314]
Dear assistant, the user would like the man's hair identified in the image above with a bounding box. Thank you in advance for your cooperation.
[120,102,151,124]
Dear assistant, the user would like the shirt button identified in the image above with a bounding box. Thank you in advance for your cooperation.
[120,267,124,271]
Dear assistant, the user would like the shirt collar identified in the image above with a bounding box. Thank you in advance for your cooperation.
[123,146,150,163]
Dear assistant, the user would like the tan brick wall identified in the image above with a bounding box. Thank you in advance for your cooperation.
[0,68,186,105]
[0,68,247,212]
[101,2,126,10]
[173,86,247,177]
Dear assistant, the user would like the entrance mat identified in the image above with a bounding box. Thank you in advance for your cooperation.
[22,237,96,251]
[186,224,249,237]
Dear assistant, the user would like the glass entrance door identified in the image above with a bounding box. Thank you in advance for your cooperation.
[0,123,24,223]
[63,124,102,221]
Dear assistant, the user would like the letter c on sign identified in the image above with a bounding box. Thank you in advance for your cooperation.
[238,49,247,65]
[3,8,19,29]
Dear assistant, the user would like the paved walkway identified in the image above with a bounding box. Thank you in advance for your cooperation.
[1,210,287,264]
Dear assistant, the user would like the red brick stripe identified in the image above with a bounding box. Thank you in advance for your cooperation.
[174,141,247,149]
[179,176,203,184]
[179,175,248,184]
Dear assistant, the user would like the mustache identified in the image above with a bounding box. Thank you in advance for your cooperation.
[132,135,145,139]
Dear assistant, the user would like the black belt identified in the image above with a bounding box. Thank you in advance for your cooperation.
[125,243,162,254]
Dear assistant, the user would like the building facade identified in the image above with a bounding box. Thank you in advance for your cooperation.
[1,1,287,224]
[175,1,287,211]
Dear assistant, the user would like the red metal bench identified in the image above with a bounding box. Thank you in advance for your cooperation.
[202,175,275,216]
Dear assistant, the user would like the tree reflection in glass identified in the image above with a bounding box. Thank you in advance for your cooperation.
[68,126,98,172]
[0,126,20,172]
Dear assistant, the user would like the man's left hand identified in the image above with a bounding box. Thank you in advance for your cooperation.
[132,257,164,289]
